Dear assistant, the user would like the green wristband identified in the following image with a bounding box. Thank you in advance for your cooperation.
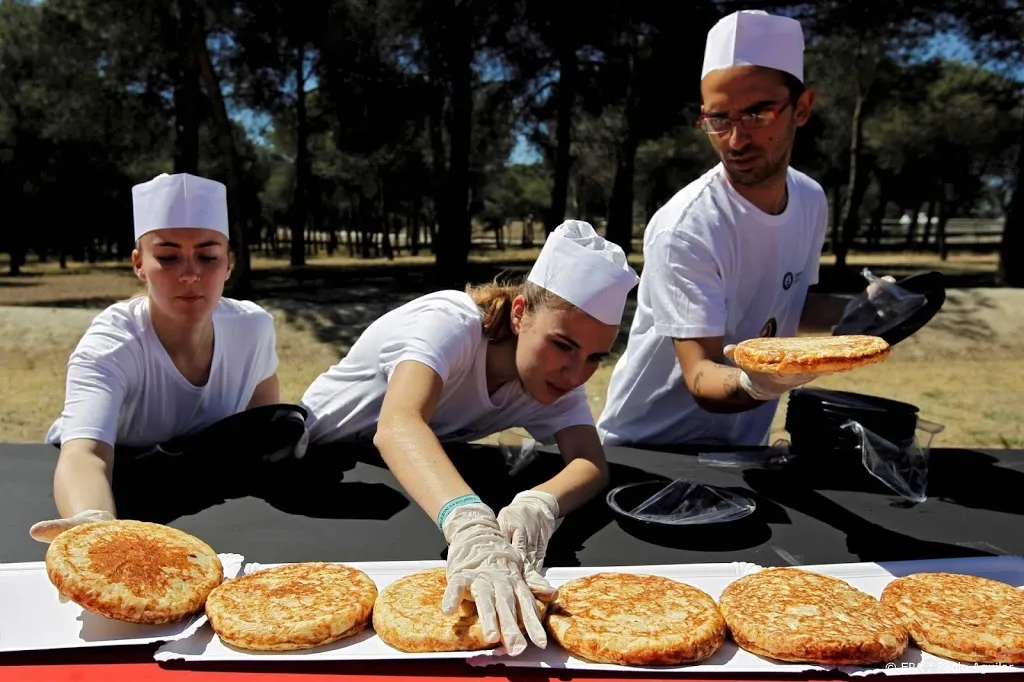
[436,494,482,530]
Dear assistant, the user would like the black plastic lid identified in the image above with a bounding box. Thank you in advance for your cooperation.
[786,388,920,444]
[789,388,919,415]
[832,270,946,346]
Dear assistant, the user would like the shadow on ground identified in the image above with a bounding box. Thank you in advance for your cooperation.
[249,258,998,356]
[249,257,643,355]
[6,255,999,356]
[815,262,999,291]
[9,296,135,310]
[921,288,998,342]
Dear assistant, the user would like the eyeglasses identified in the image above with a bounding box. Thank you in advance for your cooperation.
[697,102,791,135]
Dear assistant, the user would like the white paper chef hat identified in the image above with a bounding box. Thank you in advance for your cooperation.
[527,220,639,326]
[701,10,805,83]
[131,173,229,240]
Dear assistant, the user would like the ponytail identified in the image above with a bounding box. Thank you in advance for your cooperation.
[466,275,573,342]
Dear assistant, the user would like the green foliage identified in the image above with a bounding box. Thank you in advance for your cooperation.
[0,0,1020,274]
[865,60,1021,212]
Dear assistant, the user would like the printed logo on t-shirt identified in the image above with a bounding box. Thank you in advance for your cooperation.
[782,271,804,292]
[759,318,778,338]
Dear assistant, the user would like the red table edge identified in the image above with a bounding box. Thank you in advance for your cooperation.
[0,650,1008,682]
[0,662,880,682]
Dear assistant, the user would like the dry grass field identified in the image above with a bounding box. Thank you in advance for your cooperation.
[1,249,1021,450]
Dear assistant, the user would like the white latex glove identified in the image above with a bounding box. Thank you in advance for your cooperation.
[442,502,547,656]
[833,273,902,335]
[30,509,115,544]
[497,491,560,603]
[724,345,822,402]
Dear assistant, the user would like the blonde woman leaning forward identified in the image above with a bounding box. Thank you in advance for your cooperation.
[301,220,639,656]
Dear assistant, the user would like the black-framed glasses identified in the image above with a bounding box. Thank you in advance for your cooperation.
[697,101,791,135]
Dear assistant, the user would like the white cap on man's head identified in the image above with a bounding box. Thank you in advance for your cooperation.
[131,173,229,241]
[701,10,805,83]
[527,220,639,326]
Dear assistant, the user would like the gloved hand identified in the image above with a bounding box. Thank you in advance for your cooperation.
[834,273,912,336]
[497,490,560,603]
[724,345,824,402]
[264,407,310,462]
[442,502,548,656]
[264,425,309,462]
[293,426,309,459]
[29,509,115,543]
[866,274,897,300]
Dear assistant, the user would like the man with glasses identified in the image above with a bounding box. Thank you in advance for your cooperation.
[597,10,861,448]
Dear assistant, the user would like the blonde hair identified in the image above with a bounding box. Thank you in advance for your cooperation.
[466,275,574,343]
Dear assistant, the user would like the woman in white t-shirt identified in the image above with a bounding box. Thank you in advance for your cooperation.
[301,220,639,657]
[30,173,297,543]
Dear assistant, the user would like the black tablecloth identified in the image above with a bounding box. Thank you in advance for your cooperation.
[2,442,1022,566]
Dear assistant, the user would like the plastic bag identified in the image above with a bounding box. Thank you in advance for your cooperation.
[841,417,944,504]
[833,267,929,338]
[698,441,794,469]
[610,477,756,525]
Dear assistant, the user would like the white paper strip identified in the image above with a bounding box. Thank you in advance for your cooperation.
[0,553,243,652]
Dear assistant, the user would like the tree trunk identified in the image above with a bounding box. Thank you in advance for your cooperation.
[829,183,841,253]
[607,128,639,255]
[906,202,922,247]
[381,222,394,260]
[410,205,421,256]
[173,0,200,174]
[869,175,888,247]
[426,29,448,259]
[605,46,639,255]
[836,92,867,270]
[922,199,936,246]
[547,45,577,235]
[997,110,1024,287]
[8,246,24,276]
[196,15,251,297]
[359,193,376,259]
[344,202,356,257]
[436,12,473,288]
[521,216,534,247]
[937,196,949,261]
[291,44,310,267]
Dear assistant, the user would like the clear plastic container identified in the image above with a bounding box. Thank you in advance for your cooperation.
[606,477,757,526]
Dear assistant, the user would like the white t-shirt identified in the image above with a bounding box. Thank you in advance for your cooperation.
[46,297,279,448]
[596,163,828,446]
[301,290,595,446]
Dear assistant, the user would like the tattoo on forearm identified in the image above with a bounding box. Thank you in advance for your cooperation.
[723,370,743,402]
[693,363,747,404]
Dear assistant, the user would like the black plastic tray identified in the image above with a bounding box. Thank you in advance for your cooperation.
[832,270,946,346]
